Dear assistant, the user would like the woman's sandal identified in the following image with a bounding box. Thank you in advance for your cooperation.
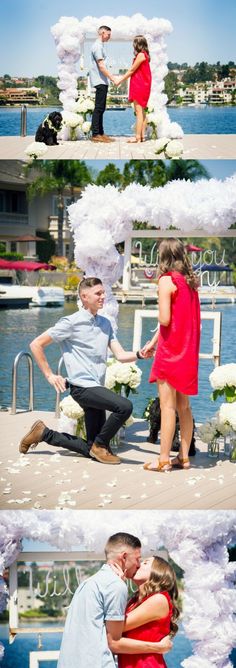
[143,460,172,472]
[127,137,141,143]
[171,455,190,470]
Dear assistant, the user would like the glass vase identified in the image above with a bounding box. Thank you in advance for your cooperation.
[229,435,236,463]
[76,417,86,441]
[207,439,220,458]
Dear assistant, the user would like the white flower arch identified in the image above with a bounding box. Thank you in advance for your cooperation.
[67,175,236,328]
[51,13,183,140]
[0,510,235,667]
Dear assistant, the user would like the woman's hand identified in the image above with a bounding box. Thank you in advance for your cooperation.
[140,341,156,358]
[109,561,126,580]
[155,635,173,654]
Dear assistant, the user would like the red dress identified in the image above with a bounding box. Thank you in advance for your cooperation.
[129,51,152,107]
[118,591,172,668]
[149,271,200,395]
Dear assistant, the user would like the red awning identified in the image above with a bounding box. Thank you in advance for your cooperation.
[185,244,203,252]
[0,260,56,271]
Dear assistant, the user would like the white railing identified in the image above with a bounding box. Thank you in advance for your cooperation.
[133,310,222,367]
[30,650,59,668]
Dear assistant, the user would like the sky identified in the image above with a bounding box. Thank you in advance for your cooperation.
[0,0,236,77]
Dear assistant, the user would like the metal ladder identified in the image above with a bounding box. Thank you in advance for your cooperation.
[11,352,34,414]
[11,352,64,416]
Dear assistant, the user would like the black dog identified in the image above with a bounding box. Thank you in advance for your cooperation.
[35,111,63,145]
[147,397,196,456]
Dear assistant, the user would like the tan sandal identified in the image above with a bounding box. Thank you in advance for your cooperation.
[143,460,172,472]
[171,455,190,469]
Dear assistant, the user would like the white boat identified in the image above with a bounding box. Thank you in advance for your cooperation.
[0,284,64,308]
[30,286,65,307]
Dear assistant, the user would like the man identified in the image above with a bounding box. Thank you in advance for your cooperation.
[57,532,172,668]
[19,277,149,465]
[90,25,117,142]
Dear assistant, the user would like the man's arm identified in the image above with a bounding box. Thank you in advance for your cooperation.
[106,621,172,655]
[30,332,66,392]
[96,58,116,83]
[109,338,152,363]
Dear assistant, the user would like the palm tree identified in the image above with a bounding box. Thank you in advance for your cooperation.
[26,160,92,257]
[166,159,209,182]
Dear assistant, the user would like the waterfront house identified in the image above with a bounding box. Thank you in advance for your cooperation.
[0,161,81,259]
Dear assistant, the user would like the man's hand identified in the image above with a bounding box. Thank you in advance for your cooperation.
[140,341,156,358]
[111,75,120,85]
[109,561,126,580]
[47,373,66,393]
[155,635,173,654]
[113,75,123,86]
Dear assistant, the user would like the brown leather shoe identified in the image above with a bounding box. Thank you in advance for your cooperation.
[103,134,115,142]
[90,443,121,464]
[91,135,104,142]
[19,420,46,454]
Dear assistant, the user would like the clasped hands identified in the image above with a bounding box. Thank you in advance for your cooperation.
[139,341,156,359]
[111,75,124,86]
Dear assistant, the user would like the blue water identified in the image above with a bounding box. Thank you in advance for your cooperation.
[0,105,235,136]
[0,621,191,668]
[0,621,235,668]
[0,303,235,423]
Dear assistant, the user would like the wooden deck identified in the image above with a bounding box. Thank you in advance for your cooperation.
[0,134,236,160]
[0,410,235,510]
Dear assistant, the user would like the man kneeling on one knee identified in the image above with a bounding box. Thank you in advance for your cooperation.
[19,278,149,465]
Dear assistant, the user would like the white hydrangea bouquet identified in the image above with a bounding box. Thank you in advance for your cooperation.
[24,141,48,162]
[59,395,86,439]
[209,363,236,403]
[62,93,94,140]
[155,137,183,159]
[105,359,142,398]
[198,416,231,444]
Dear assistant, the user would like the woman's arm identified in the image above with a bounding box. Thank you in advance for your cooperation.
[158,276,176,326]
[123,593,169,632]
[117,53,146,84]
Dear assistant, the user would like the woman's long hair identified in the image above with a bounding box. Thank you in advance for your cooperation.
[157,238,198,290]
[133,35,150,61]
[133,556,180,636]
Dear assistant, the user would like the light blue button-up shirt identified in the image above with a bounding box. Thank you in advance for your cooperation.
[57,563,128,668]
[90,39,109,87]
[47,309,116,387]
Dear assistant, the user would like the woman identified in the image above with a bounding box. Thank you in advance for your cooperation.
[108,555,179,667]
[117,35,152,142]
[143,239,200,472]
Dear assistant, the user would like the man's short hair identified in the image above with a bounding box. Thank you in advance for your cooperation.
[105,532,141,558]
[98,25,111,32]
[78,277,102,295]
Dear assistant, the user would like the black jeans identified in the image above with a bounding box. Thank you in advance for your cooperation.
[92,84,108,136]
[42,384,133,456]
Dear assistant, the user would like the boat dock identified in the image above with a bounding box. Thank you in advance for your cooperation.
[0,410,235,511]
[1,134,236,160]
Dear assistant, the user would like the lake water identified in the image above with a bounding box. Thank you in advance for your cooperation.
[0,105,236,136]
[1,621,236,668]
[0,303,235,424]
[0,621,194,668]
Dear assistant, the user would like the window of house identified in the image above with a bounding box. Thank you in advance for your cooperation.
[10,242,17,252]
[0,190,27,214]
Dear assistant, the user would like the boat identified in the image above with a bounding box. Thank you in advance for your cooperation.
[0,284,65,308]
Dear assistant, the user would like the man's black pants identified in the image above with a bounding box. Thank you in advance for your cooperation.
[91,84,108,136]
[42,385,133,457]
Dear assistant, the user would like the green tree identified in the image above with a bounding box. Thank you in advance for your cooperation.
[122,160,168,188]
[164,71,178,102]
[96,163,123,187]
[26,161,92,256]
[166,160,210,182]
[36,230,56,263]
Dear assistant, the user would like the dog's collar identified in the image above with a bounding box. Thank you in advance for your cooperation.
[42,115,60,132]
